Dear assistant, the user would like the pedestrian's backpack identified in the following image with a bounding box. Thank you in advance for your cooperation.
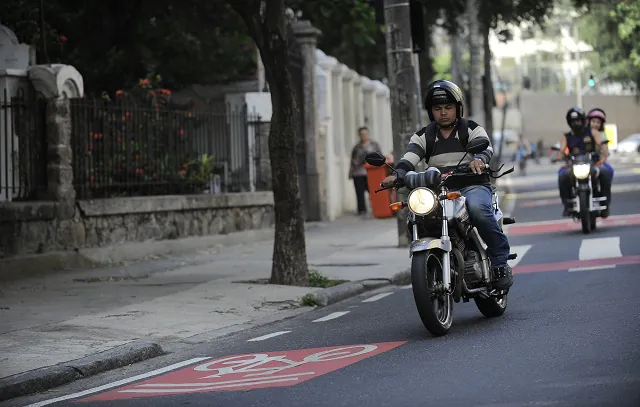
[422,118,471,158]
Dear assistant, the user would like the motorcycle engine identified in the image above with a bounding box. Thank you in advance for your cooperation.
[464,251,484,285]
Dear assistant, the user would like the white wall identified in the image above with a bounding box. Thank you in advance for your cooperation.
[316,49,393,220]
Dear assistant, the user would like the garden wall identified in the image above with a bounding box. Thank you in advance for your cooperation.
[0,192,274,259]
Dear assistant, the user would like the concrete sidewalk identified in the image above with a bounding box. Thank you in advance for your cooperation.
[0,214,413,400]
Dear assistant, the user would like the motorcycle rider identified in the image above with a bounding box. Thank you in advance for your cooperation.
[556,107,613,217]
[381,80,513,290]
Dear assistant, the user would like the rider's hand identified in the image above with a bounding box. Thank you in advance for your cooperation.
[469,159,485,174]
[381,175,397,187]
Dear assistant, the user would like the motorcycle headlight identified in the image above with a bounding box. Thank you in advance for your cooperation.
[572,163,591,180]
[407,188,438,215]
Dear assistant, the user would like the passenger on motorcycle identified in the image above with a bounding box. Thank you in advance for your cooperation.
[556,107,613,217]
[381,80,513,290]
[587,107,615,182]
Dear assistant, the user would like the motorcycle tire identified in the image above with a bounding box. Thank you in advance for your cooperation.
[474,294,508,318]
[579,191,592,234]
[411,251,453,336]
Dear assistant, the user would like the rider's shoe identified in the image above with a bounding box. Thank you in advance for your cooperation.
[492,265,514,290]
[601,207,610,218]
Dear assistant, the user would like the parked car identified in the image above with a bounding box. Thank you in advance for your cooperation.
[614,133,640,156]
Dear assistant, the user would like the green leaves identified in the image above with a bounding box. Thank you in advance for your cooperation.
[579,0,640,90]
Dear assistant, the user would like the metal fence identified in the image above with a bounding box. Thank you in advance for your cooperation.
[70,99,264,199]
[0,88,48,202]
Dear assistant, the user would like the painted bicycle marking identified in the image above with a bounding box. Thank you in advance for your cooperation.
[79,341,406,401]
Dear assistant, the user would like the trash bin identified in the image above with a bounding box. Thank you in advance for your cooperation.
[364,154,396,219]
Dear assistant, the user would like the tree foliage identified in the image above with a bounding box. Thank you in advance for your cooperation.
[286,0,386,79]
[579,0,640,90]
[3,0,256,95]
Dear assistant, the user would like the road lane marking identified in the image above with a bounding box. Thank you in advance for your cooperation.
[312,311,350,322]
[400,284,412,289]
[579,237,622,261]
[24,357,212,407]
[507,213,640,236]
[513,255,640,274]
[519,198,562,208]
[569,265,617,272]
[508,245,532,267]
[361,292,393,303]
[247,331,291,342]
[508,182,640,200]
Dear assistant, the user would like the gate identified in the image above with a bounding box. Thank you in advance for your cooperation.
[287,29,309,220]
[0,88,48,202]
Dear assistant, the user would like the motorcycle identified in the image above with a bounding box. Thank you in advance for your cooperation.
[552,141,609,234]
[365,138,516,337]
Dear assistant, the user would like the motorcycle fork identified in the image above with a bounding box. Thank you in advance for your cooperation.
[440,187,452,292]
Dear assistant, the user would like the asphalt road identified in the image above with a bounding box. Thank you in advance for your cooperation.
[9,161,640,407]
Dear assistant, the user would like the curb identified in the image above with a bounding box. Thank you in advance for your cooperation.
[306,269,411,307]
[0,341,164,402]
[0,270,412,401]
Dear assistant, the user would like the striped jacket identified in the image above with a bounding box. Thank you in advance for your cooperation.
[396,119,493,188]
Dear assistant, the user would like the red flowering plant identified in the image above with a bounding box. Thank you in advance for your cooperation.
[74,74,210,198]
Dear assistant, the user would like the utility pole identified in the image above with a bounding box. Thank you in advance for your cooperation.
[383,0,419,248]
[573,18,583,108]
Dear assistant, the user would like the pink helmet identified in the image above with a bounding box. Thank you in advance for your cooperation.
[587,108,606,131]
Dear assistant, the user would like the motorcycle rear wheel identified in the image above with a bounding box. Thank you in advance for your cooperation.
[474,293,508,318]
[411,251,453,336]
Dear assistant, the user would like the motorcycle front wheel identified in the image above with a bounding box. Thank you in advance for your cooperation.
[411,251,453,336]
[579,190,592,234]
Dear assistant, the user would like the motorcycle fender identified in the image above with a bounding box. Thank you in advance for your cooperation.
[410,237,452,256]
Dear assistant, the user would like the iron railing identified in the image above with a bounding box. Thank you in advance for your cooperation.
[70,99,264,199]
[0,88,48,202]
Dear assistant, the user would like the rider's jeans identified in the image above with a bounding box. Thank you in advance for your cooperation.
[460,185,511,268]
[558,165,613,204]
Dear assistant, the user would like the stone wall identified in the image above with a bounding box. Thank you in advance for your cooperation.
[0,192,274,258]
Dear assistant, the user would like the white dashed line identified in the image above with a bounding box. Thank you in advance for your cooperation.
[312,311,350,322]
[361,292,394,303]
[247,331,291,342]
[401,284,412,289]
[568,265,616,272]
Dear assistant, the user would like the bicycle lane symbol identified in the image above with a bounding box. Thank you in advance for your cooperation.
[80,341,406,401]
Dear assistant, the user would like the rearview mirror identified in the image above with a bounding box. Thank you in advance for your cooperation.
[365,152,386,167]
[466,138,490,155]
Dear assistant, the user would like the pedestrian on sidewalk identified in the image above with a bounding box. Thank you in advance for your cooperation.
[349,126,382,216]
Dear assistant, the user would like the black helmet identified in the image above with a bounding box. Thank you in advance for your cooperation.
[587,108,606,131]
[424,80,464,121]
[566,107,586,132]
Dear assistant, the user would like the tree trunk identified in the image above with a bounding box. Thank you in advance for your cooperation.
[450,28,464,88]
[417,4,435,96]
[466,0,483,123]
[229,0,309,286]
